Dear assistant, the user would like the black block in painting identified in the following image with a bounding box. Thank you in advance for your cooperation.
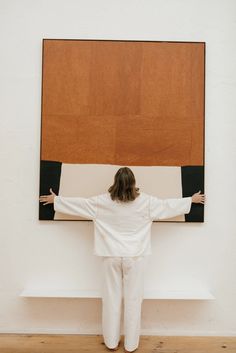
[39,160,62,220]
[181,166,204,222]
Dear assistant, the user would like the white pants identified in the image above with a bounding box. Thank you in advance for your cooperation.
[101,255,149,351]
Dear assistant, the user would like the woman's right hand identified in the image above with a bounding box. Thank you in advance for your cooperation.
[39,188,57,205]
[191,191,205,204]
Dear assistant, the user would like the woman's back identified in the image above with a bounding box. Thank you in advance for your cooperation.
[97,192,150,229]
[94,191,152,257]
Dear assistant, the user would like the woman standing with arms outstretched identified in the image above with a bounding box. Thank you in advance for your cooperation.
[39,167,205,353]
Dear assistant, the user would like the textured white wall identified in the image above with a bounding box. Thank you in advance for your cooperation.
[0,0,236,335]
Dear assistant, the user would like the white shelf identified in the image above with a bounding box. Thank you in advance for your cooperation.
[20,288,215,300]
[144,289,215,300]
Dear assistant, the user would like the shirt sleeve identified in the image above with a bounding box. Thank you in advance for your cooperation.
[53,195,98,220]
[149,195,192,221]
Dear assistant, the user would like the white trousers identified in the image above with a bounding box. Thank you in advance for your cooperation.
[101,255,149,351]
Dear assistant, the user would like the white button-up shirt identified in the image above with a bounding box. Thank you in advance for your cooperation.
[54,192,192,257]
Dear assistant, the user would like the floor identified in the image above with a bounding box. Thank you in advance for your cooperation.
[0,334,235,353]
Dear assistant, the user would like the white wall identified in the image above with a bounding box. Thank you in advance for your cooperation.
[0,0,236,336]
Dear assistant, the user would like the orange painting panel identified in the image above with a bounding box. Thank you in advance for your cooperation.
[41,39,204,166]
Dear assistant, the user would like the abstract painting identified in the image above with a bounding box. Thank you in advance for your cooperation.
[39,39,205,222]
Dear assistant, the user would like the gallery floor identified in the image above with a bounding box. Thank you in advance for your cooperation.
[0,334,236,353]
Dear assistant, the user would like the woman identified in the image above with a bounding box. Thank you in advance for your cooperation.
[39,167,205,352]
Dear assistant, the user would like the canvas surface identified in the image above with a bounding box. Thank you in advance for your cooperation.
[39,39,205,222]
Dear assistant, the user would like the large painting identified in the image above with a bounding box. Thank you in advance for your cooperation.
[39,39,205,222]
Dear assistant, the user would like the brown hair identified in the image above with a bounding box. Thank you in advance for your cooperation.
[108,167,140,202]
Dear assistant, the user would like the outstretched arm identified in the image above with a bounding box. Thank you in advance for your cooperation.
[39,188,97,220]
[149,190,205,221]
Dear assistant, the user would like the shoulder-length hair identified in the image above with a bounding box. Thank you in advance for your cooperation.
[108,167,140,202]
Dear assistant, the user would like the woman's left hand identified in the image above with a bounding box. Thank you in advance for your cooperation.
[39,188,57,205]
[191,190,205,204]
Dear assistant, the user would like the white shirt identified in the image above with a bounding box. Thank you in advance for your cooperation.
[54,192,192,257]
